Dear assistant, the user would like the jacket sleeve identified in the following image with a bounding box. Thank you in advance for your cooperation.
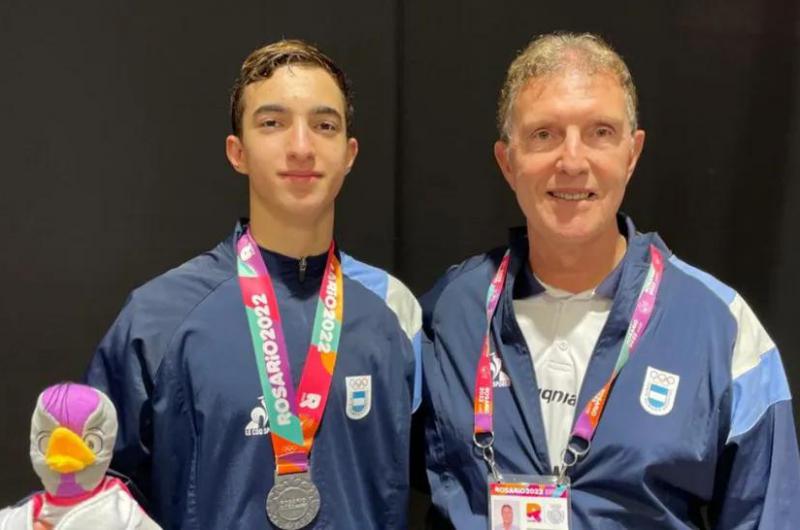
[383,273,423,413]
[149,342,197,528]
[83,294,160,505]
[419,270,488,529]
[709,297,800,529]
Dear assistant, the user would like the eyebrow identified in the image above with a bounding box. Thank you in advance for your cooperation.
[252,104,288,116]
[251,104,343,121]
[310,105,343,121]
[592,115,625,126]
[518,115,625,129]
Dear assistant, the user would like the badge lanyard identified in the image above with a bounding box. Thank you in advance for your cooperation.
[473,250,511,481]
[473,245,665,483]
[236,228,343,528]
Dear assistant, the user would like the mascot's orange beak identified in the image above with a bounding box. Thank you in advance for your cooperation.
[45,427,95,473]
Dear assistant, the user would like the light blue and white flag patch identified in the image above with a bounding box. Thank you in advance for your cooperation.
[640,366,680,416]
[345,375,372,420]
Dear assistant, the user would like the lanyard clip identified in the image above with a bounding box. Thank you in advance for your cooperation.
[556,465,567,486]
[473,432,503,482]
[559,435,591,484]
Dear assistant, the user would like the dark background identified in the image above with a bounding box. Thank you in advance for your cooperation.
[1,1,798,527]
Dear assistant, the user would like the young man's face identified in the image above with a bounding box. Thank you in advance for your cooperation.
[226,65,358,223]
[494,69,644,247]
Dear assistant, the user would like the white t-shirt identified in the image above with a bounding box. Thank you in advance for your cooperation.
[513,279,612,471]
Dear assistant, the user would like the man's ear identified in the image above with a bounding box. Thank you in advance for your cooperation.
[494,140,516,191]
[626,129,646,182]
[225,134,248,175]
[344,137,359,176]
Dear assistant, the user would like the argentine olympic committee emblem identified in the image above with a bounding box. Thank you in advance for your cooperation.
[345,375,372,420]
[640,366,680,416]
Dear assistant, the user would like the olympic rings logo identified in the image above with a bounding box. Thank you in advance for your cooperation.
[347,377,370,390]
[649,371,676,386]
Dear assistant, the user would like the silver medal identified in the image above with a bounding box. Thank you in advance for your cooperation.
[266,472,321,529]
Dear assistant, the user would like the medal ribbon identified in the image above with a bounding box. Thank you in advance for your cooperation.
[237,228,343,475]
[473,245,664,453]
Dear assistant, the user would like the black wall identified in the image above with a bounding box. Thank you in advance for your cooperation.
[2,1,799,525]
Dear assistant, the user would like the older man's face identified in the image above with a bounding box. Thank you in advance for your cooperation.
[495,69,644,247]
[501,505,513,524]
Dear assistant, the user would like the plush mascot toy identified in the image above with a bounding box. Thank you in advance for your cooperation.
[0,383,161,529]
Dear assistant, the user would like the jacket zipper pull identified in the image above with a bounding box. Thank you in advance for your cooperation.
[298,256,307,283]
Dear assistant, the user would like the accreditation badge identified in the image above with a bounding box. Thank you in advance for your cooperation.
[487,475,570,530]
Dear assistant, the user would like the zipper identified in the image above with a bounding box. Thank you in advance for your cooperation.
[298,256,307,283]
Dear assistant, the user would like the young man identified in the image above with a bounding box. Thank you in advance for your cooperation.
[422,33,800,528]
[86,40,421,529]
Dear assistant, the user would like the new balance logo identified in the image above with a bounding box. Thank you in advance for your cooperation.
[244,396,270,437]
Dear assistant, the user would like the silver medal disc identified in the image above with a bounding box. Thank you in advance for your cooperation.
[266,472,321,529]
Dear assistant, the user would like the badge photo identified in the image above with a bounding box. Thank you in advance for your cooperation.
[640,366,680,416]
[345,375,372,420]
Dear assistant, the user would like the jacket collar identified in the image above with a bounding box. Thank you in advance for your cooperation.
[508,214,666,301]
[231,218,331,286]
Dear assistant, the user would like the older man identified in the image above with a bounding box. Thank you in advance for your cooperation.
[422,32,800,529]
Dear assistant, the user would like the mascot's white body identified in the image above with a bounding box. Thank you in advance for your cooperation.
[0,478,158,529]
